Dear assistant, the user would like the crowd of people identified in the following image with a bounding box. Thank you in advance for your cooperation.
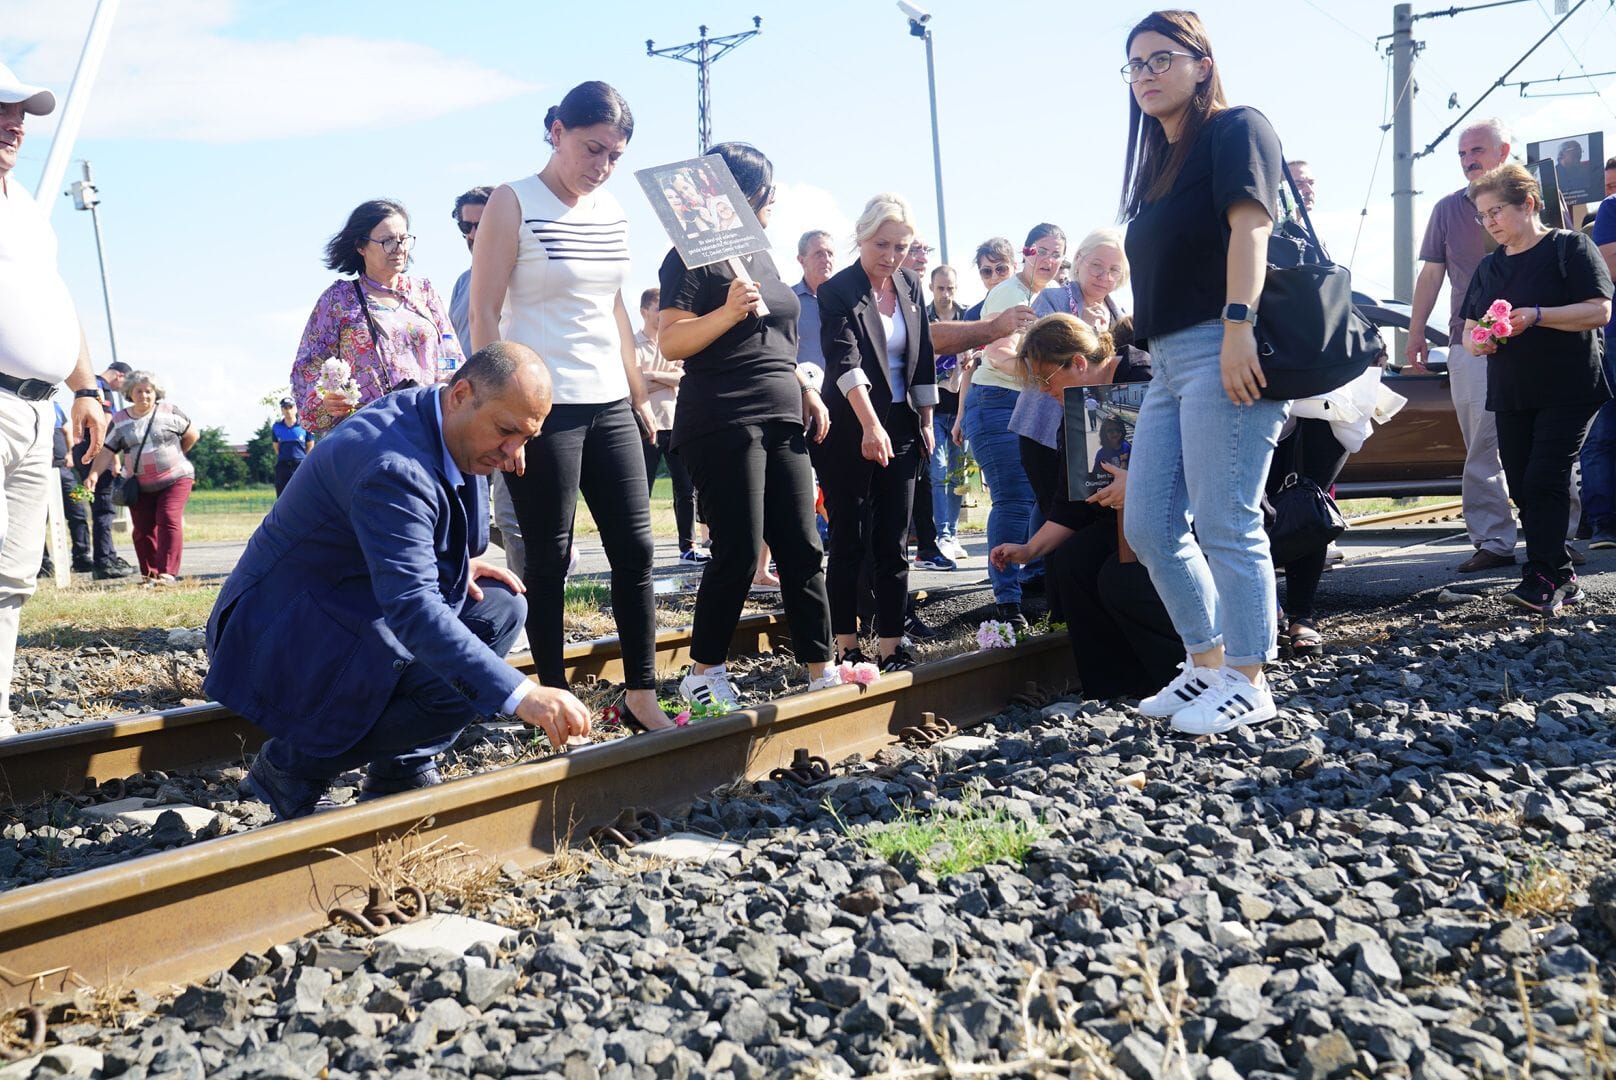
[2,7,1613,807]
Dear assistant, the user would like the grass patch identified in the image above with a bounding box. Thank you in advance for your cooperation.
[1503,854,1578,918]
[19,579,219,648]
[841,794,1048,878]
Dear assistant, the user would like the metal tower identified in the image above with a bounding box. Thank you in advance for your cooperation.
[646,18,762,153]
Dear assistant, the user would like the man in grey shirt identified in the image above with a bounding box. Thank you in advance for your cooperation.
[792,229,835,389]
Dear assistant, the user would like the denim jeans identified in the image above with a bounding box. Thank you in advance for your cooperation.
[929,412,962,541]
[260,581,527,795]
[1123,320,1288,667]
[962,385,1036,603]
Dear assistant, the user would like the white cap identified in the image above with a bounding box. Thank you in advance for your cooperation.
[0,63,55,116]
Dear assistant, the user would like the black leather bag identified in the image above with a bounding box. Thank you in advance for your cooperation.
[1255,163,1384,400]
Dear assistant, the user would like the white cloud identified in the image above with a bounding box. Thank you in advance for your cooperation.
[0,0,538,143]
[761,181,855,268]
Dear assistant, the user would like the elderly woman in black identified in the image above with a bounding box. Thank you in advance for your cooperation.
[813,193,937,672]
[1463,162,1613,614]
[657,142,837,709]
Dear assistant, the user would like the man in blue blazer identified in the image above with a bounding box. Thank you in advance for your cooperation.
[204,343,590,819]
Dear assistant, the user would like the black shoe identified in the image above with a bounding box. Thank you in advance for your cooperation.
[94,558,134,580]
[1505,569,1563,615]
[903,611,938,641]
[71,557,96,573]
[839,647,871,665]
[879,646,918,673]
[996,603,1029,630]
[111,555,135,572]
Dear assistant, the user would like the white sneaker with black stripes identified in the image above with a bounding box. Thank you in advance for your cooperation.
[1137,655,1216,718]
[1170,667,1277,735]
[679,666,741,710]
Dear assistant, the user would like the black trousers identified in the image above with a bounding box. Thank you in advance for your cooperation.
[1265,419,1349,623]
[1049,517,1181,699]
[504,399,657,689]
[59,468,90,563]
[1019,435,1065,621]
[680,421,832,665]
[813,404,921,638]
[1496,401,1602,574]
[72,436,115,562]
[643,429,697,551]
[274,459,302,496]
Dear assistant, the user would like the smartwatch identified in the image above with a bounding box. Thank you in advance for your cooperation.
[1221,302,1256,325]
[73,388,104,400]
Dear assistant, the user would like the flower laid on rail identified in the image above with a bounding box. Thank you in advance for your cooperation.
[67,483,95,504]
[315,357,362,405]
[1472,299,1514,348]
[600,704,623,726]
[673,710,692,727]
[976,620,1020,651]
[658,697,732,722]
[838,661,880,687]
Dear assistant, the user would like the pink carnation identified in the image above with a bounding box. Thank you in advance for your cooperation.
[1470,325,1494,345]
[673,710,691,727]
[839,661,880,686]
[1487,299,1513,322]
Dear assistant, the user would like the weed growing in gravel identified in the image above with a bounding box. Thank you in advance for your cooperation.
[836,794,1048,878]
[1503,853,1578,917]
[319,819,502,926]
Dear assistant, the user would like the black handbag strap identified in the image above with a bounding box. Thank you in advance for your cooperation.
[353,279,395,395]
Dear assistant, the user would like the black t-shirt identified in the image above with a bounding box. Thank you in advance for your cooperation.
[659,249,803,448]
[1459,230,1613,412]
[1124,106,1284,341]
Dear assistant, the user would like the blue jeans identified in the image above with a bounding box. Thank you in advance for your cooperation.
[963,385,1037,604]
[929,412,962,541]
[1578,353,1616,534]
[260,582,527,798]
[1123,320,1288,667]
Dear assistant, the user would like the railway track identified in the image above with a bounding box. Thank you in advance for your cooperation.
[1344,498,1464,529]
[0,631,1071,1013]
[0,611,791,809]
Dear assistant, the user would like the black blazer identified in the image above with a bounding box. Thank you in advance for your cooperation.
[817,262,937,427]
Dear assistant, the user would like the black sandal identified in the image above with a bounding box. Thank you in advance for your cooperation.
[1288,619,1323,658]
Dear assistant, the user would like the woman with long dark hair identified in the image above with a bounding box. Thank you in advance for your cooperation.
[813,194,937,672]
[656,142,837,707]
[1117,10,1289,736]
[469,81,671,732]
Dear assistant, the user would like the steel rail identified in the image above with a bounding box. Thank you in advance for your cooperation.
[1344,498,1464,529]
[0,632,1071,1011]
[0,612,790,808]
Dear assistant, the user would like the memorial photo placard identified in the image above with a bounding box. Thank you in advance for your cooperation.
[1528,130,1604,207]
[1064,383,1148,502]
[635,155,771,269]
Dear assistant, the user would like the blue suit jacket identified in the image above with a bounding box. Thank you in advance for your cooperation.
[203,386,524,757]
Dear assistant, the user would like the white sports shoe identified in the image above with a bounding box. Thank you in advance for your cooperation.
[1138,656,1216,718]
[805,669,842,693]
[680,666,741,710]
[1170,668,1277,735]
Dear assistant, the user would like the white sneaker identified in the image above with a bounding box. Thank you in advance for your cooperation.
[1170,668,1277,735]
[1138,655,1217,718]
[680,666,741,710]
[941,538,970,562]
[805,669,841,693]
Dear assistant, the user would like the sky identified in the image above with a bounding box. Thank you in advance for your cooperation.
[8,0,1616,440]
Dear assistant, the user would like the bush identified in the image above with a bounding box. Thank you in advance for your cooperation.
[189,426,248,489]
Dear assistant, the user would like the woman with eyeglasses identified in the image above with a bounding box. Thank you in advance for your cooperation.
[814,193,938,673]
[291,199,461,436]
[1116,10,1288,736]
[960,224,1067,628]
[469,80,671,734]
[1461,162,1613,614]
[655,143,837,708]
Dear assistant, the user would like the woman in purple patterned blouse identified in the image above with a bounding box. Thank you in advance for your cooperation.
[291,199,461,435]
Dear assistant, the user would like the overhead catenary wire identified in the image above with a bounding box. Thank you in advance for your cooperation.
[1530,0,1616,118]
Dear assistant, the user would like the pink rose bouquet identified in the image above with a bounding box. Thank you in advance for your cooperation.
[1472,299,1514,349]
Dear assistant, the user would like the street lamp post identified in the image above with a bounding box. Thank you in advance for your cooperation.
[899,2,948,266]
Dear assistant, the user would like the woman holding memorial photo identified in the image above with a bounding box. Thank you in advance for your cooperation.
[1117,9,1289,735]
[813,193,937,673]
[656,142,837,708]
[469,79,672,733]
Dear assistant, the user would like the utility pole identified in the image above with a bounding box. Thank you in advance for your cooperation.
[1391,4,1416,311]
[902,5,950,266]
[647,18,762,154]
[68,160,120,365]
[38,0,120,215]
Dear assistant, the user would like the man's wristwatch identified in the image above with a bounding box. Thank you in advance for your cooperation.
[1221,302,1256,325]
[73,388,104,401]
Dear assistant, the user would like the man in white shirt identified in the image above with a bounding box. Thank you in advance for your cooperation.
[0,63,107,738]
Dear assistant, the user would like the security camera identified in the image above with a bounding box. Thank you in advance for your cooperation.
[897,1,931,24]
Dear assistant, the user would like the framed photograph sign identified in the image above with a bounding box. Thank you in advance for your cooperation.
[635,155,772,268]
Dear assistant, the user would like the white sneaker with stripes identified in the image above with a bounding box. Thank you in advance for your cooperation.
[1137,655,1216,718]
[1170,668,1277,735]
[680,666,741,710]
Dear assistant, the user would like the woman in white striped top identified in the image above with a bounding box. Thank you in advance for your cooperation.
[470,81,671,733]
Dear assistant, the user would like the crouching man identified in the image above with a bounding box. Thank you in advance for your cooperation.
[204,342,589,819]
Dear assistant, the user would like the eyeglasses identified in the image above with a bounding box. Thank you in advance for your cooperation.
[1032,366,1059,391]
[1473,205,1514,226]
[910,244,932,255]
[367,234,416,253]
[978,263,1011,278]
[457,220,479,237]
[1120,50,1200,83]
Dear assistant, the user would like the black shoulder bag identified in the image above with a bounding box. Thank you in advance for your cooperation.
[111,411,156,509]
[1255,162,1385,400]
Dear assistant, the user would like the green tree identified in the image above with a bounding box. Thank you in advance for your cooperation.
[244,419,276,485]
[189,427,248,489]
